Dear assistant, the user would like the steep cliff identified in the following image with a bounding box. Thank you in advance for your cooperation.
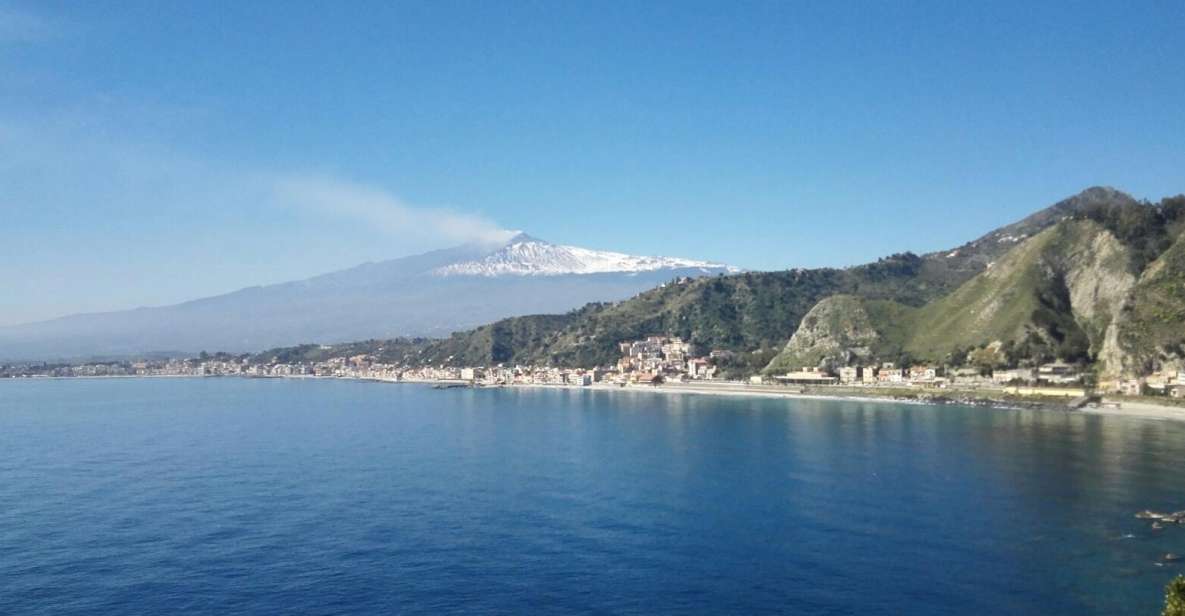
[762,295,887,374]
[762,220,1139,373]
[1115,228,1185,375]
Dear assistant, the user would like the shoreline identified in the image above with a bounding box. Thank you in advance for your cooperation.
[389,377,1185,422]
[504,381,1185,422]
[9,373,1185,423]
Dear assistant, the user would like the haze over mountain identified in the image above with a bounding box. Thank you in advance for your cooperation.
[0,234,735,361]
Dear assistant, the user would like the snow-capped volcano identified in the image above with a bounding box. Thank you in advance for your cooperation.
[435,233,737,277]
[0,232,735,360]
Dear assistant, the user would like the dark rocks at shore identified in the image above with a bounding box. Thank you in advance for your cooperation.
[1135,510,1185,535]
[902,393,1061,412]
[1135,510,1185,523]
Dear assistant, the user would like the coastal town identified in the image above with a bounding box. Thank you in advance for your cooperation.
[5,334,1184,403]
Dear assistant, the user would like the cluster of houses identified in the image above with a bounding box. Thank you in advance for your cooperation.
[0,359,218,378]
[764,363,950,388]
[761,361,1185,399]
[767,361,1097,389]
[1101,369,1185,398]
[6,344,1185,401]
[614,336,721,382]
[1,335,728,388]
[398,336,726,387]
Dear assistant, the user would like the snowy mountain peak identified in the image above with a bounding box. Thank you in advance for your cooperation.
[504,231,543,244]
[434,234,737,277]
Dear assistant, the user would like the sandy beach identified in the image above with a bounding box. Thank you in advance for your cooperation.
[1086,398,1185,422]
[487,379,1185,423]
[234,373,1185,423]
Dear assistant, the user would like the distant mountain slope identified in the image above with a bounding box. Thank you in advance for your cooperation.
[397,188,1184,377]
[21,186,1183,378]
[0,235,735,361]
[913,186,1140,284]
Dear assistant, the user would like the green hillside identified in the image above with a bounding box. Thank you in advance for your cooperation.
[763,219,1149,373]
[762,295,911,373]
[905,221,1132,362]
[252,338,431,365]
[417,251,977,375]
[416,310,587,367]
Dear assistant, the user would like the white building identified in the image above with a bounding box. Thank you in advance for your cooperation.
[992,368,1035,384]
[838,366,861,383]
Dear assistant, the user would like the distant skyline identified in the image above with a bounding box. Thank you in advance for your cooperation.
[2,1,1184,326]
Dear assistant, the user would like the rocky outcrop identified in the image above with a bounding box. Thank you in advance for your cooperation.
[762,295,881,374]
[1115,228,1185,375]
[1052,222,1137,377]
[761,220,1141,373]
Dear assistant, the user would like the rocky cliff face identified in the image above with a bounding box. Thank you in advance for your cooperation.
[1115,228,1185,375]
[1053,222,1137,377]
[910,220,1145,370]
[763,220,1142,374]
[762,295,882,374]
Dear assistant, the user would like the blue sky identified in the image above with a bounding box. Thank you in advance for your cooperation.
[2,1,1183,325]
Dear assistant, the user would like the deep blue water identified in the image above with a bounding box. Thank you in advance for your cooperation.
[2,378,1184,615]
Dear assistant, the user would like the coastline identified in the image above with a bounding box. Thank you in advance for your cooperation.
[442,379,1185,423]
[9,373,1185,423]
[1086,399,1185,423]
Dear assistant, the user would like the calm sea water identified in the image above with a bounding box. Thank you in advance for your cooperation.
[2,378,1184,615]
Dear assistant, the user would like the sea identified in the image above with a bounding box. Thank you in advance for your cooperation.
[2,377,1183,615]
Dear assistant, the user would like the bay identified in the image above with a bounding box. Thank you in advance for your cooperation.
[2,378,1183,614]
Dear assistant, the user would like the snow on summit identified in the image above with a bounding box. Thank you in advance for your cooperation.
[435,233,736,277]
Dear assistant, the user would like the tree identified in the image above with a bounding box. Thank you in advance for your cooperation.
[1165,575,1185,616]
[945,346,971,368]
[969,344,1007,375]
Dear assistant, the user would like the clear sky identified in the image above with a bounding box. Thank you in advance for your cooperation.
[2,1,1183,326]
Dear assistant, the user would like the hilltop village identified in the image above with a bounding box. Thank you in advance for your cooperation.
[5,334,1185,403]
